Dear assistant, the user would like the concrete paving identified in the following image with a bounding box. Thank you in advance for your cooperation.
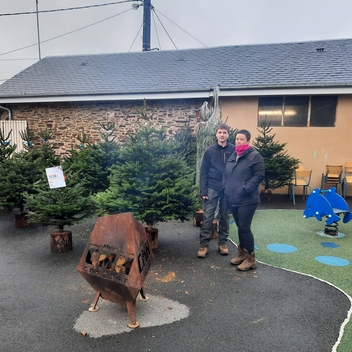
[0,208,350,352]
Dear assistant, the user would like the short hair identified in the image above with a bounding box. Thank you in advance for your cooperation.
[236,129,251,141]
[216,123,230,133]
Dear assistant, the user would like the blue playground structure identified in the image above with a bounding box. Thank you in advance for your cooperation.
[303,187,352,236]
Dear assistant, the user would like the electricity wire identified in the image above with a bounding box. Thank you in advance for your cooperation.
[0,1,139,16]
[151,10,161,50]
[128,23,143,52]
[152,8,177,50]
[154,7,207,48]
[0,8,133,57]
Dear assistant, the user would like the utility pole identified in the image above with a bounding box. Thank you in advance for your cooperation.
[36,0,42,60]
[142,0,151,51]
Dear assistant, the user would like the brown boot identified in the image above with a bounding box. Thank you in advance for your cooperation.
[237,249,257,271]
[230,246,245,265]
[197,246,208,258]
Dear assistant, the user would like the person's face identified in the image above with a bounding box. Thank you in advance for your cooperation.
[236,133,249,146]
[216,128,229,143]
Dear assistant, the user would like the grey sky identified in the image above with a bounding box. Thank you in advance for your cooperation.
[1,0,352,83]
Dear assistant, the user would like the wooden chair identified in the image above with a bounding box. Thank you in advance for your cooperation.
[342,162,352,198]
[321,165,343,194]
[289,169,312,205]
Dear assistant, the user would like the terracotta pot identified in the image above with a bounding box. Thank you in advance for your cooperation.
[145,226,158,250]
[50,230,72,253]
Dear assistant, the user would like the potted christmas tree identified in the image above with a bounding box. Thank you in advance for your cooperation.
[252,121,299,201]
[0,130,60,227]
[25,166,95,252]
[92,113,200,249]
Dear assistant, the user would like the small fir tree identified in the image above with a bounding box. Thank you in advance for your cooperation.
[25,166,95,231]
[63,123,120,195]
[0,130,59,213]
[252,121,299,191]
[0,128,17,160]
[93,119,200,227]
[173,124,197,168]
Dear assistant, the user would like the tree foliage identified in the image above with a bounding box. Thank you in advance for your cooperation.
[0,128,17,160]
[25,166,95,231]
[252,121,299,191]
[93,120,200,226]
[63,123,120,195]
[0,130,60,212]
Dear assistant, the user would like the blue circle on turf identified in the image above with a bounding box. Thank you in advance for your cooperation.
[315,256,349,266]
[267,243,297,253]
[321,242,339,248]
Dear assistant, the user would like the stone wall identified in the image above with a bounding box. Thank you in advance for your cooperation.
[3,98,204,156]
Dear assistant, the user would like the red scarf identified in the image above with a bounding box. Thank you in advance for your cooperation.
[236,144,250,155]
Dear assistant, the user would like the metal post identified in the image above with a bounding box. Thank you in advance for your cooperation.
[36,0,42,60]
[142,0,151,51]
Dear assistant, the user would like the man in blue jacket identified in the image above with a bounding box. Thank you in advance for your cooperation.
[198,123,235,258]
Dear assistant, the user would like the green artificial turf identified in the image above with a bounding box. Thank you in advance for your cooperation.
[229,209,352,352]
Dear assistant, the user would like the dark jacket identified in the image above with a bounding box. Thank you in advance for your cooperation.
[200,141,235,196]
[224,147,265,207]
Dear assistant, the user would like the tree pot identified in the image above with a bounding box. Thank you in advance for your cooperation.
[193,209,204,227]
[14,212,28,228]
[210,219,218,239]
[192,210,218,238]
[260,189,272,202]
[145,226,158,250]
[50,230,72,253]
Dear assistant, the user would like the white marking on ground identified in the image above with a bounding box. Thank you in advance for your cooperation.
[73,295,190,338]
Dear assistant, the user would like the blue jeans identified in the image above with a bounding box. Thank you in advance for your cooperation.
[200,188,229,247]
[230,203,258,254]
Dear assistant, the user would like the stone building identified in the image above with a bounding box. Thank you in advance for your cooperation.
[1,39,352,193]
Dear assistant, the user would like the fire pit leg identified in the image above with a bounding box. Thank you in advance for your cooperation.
[127,300,139,329]
[139,287,150,301]
[88,291,101,312]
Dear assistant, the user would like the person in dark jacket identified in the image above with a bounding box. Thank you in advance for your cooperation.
[197,123,235,258]
[224,129,265,270]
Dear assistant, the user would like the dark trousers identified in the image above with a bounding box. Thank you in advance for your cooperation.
[200,188,229,247]
[231,203,258,254]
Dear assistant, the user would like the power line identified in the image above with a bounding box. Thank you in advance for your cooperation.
[154,8,207,48]
[0,1,139,17]
[128,23,143,52]
[0,1,209,70]
[0,58,37,61]
[151,10,161,50]
[152,8,177,50]
[0,8,133,57]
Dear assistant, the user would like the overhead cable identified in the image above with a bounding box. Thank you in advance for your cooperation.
[0,8,133,57]
[0,0,139,17]
[154,8,207,48]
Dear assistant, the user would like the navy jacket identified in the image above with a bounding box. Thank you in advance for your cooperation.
[224,147,265,207]
[200,141,235,196]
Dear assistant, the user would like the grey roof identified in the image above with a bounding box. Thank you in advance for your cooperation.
[1,38,352,101]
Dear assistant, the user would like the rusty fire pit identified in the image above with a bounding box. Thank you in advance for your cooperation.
[77,212,154,328]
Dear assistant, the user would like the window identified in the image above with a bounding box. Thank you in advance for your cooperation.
[310,96,337,127]
[258,95,337,127]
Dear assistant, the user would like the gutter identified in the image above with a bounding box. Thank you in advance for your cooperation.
[0,105,11,120]
[1,86,352,104]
